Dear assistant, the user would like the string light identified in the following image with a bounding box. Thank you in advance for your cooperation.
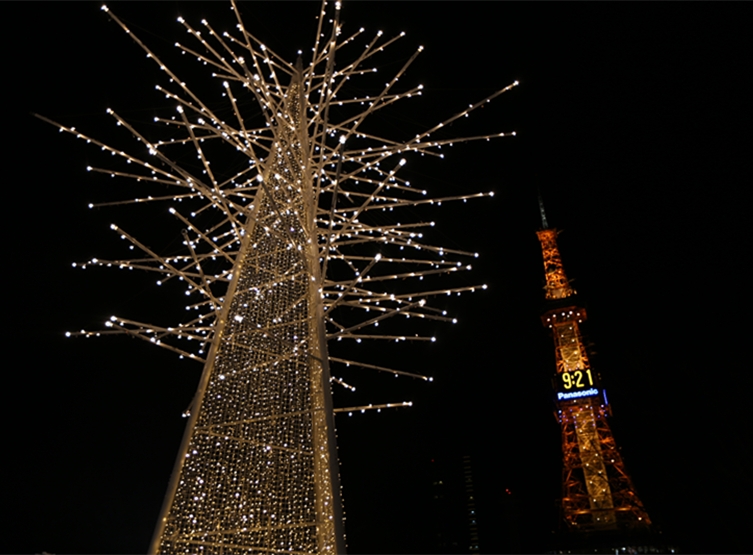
[41,2,517,553]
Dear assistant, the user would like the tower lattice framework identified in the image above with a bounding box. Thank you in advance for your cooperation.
[536,206,651,532]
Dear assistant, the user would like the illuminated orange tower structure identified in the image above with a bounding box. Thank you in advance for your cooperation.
[536,197,651,532]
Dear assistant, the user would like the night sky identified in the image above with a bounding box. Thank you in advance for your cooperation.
[5,2,752,554]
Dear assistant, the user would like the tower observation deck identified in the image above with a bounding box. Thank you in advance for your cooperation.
[536,198,651,534]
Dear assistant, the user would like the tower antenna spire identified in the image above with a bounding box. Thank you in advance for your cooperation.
[537,188,549,230]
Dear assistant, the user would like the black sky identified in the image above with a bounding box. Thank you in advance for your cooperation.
[4,2,752,554]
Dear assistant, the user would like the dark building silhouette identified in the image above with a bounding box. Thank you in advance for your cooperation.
[428,454,482,553]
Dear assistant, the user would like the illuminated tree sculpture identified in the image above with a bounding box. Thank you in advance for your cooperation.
[38,2,517,553]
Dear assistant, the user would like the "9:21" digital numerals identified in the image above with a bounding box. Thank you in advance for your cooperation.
[562,369,594,390]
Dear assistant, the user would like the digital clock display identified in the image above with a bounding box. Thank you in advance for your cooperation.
[555,369,600,400]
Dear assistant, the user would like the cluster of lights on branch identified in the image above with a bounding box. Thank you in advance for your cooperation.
[40,2,517,552]
[42,1,516,399]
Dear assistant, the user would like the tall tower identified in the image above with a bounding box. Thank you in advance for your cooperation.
[536,197,651,533]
